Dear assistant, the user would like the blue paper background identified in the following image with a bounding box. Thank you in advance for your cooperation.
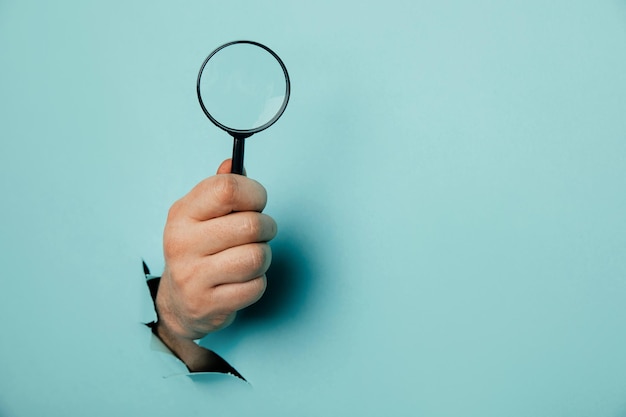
[2,1,626,416]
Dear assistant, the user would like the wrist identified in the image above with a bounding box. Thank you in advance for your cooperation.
[143,261,243,378]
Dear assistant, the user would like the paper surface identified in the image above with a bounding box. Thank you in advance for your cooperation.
[1,1,626,416]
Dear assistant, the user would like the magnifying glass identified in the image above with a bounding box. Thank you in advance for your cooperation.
[197,40,291,175]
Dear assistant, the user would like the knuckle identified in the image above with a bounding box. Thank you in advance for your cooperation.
[250,275,267,298]
[241,213,263,239]
[257,183,268,208]
[242,276,267,306]
[163,233,185,259]
[267,216,278,239]
[166,198,184,221]
[247,244,270,273]
[208,312,235,330]
[212,175,239,207]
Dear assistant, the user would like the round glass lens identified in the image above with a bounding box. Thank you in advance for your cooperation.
[198,43,288,131]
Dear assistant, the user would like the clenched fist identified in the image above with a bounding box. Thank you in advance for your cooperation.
[153,159,277,371]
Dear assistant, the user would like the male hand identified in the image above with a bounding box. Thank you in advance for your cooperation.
[153,159,277,370]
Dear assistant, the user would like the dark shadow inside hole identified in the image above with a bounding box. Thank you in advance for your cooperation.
[187,371,253,388]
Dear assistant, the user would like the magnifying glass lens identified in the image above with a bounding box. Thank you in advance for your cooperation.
[197,40,290,175]
[199,43,287,131]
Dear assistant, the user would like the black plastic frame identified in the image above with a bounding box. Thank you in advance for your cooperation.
[196,40,291,174]
[197,40,290,136]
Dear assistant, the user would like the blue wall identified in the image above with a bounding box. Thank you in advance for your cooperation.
[2,1,626,415]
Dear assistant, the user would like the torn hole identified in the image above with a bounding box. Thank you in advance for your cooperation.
[143,260,246,382]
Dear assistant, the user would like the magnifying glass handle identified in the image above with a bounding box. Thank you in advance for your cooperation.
[231,136,245,175]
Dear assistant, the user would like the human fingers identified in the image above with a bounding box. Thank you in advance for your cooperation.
[169,174,267,221]
[180,212,277,256]
[171,242,272,287]
[216,159,246,176]
[169,275,266,335]
[216,159,232,175]
[208,274,267,313]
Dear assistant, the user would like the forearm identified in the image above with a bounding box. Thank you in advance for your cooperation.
[153,320,218,372]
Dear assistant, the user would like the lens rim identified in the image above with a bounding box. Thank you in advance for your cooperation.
[197,40,291,137]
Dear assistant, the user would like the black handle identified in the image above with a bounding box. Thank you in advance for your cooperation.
[231,136,245,175]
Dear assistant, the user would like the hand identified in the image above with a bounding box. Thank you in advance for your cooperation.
[154,159,277,370]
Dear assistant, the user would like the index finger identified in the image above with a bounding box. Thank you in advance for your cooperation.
[215,159,246,176]
[173,174,268,221]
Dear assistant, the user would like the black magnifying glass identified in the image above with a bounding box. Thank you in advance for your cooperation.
[197,40,291,175]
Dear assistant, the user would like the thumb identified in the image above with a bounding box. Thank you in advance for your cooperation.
[216,159,247,176]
